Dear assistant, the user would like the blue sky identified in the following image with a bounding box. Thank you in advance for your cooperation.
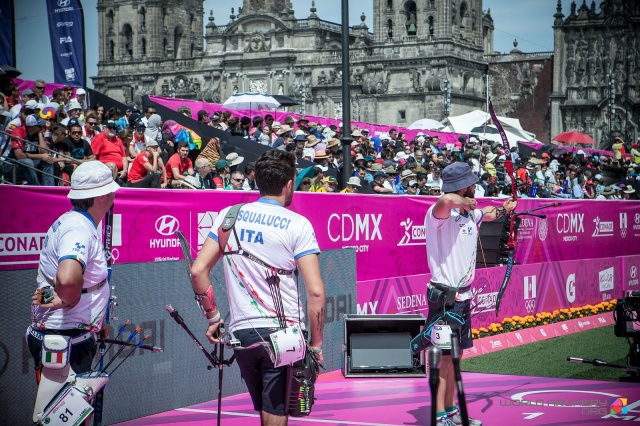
[14,0,560,87]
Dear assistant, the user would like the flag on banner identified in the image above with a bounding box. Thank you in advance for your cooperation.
[0,0,16,66]
[46,0,85,87]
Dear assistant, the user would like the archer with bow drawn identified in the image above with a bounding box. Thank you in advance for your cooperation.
[423,161,516,426]
[191,149,326,425]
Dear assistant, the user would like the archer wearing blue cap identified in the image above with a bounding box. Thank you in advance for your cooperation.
[421,161,517,426]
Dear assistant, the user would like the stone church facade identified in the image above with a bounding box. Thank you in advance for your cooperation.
[93,0,637,147]
[93,0,495,126]
[550,0,640,148]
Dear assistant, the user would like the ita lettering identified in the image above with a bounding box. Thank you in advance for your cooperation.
[239,228,264,244]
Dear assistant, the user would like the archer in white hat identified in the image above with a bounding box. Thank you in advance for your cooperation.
[28,161,120,398]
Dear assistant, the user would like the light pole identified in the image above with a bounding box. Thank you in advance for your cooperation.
[443,79,451,117]
[607,73,614,148]
[299,81,306,115]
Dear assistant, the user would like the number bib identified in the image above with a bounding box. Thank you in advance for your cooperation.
[41,386,93,426]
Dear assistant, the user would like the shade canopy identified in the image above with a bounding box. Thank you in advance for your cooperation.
[407,118,445,130]
[222,92,280,111]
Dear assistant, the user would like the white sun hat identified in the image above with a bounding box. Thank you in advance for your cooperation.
[67,161,120,199]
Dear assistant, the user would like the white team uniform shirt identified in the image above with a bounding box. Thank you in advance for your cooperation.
[32,209,110,332]
[425,204,483,301]
[209,198,320,332]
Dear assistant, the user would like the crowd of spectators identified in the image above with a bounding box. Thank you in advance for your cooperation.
[1,80,639,200]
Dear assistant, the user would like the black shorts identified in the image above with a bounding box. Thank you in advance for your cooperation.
[233,328,287,416]
[425,298,473,354]
[27,329,97,374]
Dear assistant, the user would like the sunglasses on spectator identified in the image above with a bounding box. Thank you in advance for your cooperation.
[70,131,83,135]
[232,178,244,182]
[86,121,97,125]
[301,180,311,185]
[35,86,45,90]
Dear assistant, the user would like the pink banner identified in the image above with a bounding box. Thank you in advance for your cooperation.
[149,95,465,144]
[1,186,639,279]
[14,78,77,100]
[621,255,640,291]
[2,185,635,328]
[357,257,622,328]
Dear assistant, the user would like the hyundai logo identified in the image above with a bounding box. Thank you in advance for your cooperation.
[155,215,180,236]
[57,0,71,7]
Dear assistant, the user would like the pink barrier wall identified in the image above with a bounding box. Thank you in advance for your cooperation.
[621,255,640,291]
[357,257,622,328]
[1,186,637,327]
[2,186,639,276]
[149,95,465,144]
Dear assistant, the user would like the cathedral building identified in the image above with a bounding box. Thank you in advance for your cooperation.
[93,0,494,126]
[92,0,639,148]
[550,0,639,148]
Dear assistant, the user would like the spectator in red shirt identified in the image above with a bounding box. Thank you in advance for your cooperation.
[91,120,127,181]
[126,139,167,188]
[165,141,194,187]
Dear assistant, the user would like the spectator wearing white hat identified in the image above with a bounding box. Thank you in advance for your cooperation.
[70,88,87,113]
[61,100,84,127]
[340,176,362,193]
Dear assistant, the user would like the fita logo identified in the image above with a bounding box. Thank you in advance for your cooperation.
[620,212,628,238]
[610,398,628,415]
[593,216,614,238]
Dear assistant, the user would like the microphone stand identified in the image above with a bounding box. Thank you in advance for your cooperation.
[428,346,441,426]
[451,331,469,426]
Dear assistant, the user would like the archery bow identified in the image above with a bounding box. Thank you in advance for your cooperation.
[488,101,517,316]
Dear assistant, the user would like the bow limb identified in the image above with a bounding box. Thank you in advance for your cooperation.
[488,101,518,316]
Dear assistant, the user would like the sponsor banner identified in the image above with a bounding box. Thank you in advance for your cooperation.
[358,258,622,329]
[46,0,85,86]
[149,95,466,145]
[464,312,613,358]
[2,186,637,279]
[0,187,633,326]
[621,255,640,291]
[14,78,71,104]
[0,0,15,66]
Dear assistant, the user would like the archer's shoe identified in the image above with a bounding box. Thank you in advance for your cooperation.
[449,413,483,426]
[436,417,458,426]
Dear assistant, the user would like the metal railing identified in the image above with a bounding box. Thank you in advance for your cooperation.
[0,129,78,185]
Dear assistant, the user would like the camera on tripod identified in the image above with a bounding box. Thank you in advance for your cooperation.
[614,291,640,338]
[614,291,640,382]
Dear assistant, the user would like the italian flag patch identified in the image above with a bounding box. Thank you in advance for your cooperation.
[45,352,65,364]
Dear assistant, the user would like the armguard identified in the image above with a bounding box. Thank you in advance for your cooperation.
[195,284,216,316]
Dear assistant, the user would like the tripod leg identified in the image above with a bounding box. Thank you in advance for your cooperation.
[451,330,469,426]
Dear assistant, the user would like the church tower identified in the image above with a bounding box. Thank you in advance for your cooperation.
[373,0,486,49]
[94,0,204,104]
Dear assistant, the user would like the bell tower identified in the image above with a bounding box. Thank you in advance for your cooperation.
[241,0,294,16]
[373,0,485,48]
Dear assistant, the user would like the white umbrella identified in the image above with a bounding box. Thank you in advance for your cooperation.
[222,92,280,111]
[408,118,444,130]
